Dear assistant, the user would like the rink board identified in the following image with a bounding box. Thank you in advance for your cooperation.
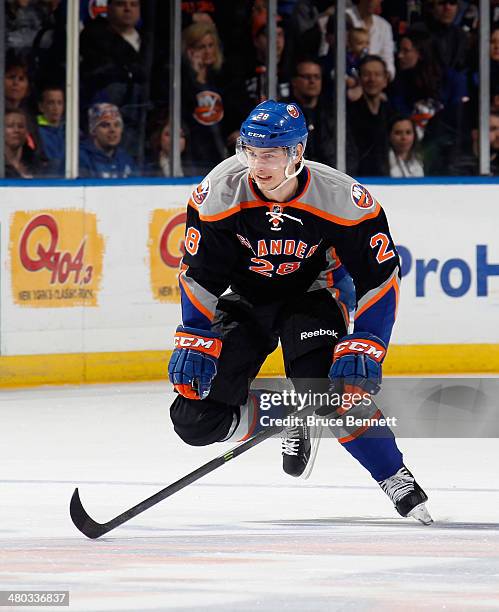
[0,179,498,385]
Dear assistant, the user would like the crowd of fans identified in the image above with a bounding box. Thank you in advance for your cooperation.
[3,0,499,179]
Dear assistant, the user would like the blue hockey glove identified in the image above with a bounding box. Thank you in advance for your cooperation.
[329,332,387,396]
[168,326,222,400]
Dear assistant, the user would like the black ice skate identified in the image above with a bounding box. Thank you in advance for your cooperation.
[377,466,433,525]
[281,419,322,479]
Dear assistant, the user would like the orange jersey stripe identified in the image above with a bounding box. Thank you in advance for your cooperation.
[337,408,382,444]
[189,198,264,222]
[290,200,381,226]
[355,275,400,320]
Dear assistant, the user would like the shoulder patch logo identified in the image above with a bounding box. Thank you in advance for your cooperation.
[351,183,375,209]
[192,178,211,207]
[286,104,300,118]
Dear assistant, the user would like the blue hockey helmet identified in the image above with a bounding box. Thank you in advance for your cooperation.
[239,100,308,151]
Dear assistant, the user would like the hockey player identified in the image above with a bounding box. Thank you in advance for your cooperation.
[168,100,432,525]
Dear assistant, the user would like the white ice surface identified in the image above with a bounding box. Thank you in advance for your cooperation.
[1,382,498,612]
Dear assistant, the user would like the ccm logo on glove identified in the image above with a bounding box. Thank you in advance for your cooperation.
[333,338,386,362]
[174,333,222,357]
[169,326,222,400]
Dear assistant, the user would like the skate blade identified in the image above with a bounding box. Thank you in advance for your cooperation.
[408,502,434,525]
[301,424,323,480]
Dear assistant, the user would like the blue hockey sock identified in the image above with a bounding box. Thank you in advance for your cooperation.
[341,424,403,481]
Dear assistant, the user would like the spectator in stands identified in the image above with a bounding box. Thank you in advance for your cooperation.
[182,1,217,27]
[250,19,292,102]
[79,103,137,178]
[4,109,44,178]
[182,22,227,175]
[37,85,65,176]
[379,0,423,36]
[6,0,45,58]
[387,115,424,176]
[467,24,499,117]
[346,27,370,101]
[288,0,322,60]
[493,86,499,114]
[348,54,395,176]
[80,0,148,158]
[493,0,499,25]
[346,0,396,80]
[287,59,358,173]
[144,112,191,177]
[224,17,293,146]
[4,52,43,154]
[490,26,499,100]
[450,111,499,176]
[492,24,499,61]
[411,0,469,72]
[30,0,66,89]
[454,1,479,33]
[4,53,31,112]
[388,29,467,139]
[322,14,370,99]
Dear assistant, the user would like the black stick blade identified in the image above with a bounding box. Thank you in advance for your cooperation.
[70,488,109,539]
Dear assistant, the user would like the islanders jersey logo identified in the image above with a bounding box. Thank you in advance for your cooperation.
[192,179,211,207]
[351,183,375,209]
[88,0,108,19]
[286,104,300,118]
[193,91,224,126]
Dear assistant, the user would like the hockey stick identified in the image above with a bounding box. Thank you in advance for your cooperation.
[70,401,319,539]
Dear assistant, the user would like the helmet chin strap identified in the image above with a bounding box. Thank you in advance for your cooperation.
[256,156,305,194]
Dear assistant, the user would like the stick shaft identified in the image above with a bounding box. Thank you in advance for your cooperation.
[71,402,317,538]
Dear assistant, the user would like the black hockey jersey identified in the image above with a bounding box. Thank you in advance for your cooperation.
[178,156,400,345]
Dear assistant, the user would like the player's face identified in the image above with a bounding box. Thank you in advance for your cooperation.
[93,119,123,150]
[398,38,419,70]
[5,112,28,149]
[491,30,499,62]
[39,90,64,125]
[245,146,289,189]
[390,120,415,155]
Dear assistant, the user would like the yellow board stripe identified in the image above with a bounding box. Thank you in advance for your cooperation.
[0,345,498,388]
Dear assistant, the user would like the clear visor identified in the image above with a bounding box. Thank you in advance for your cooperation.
[236,138,301,171]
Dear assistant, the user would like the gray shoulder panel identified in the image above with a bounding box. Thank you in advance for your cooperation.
[303,160,381,223]
[188,156,253,220]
